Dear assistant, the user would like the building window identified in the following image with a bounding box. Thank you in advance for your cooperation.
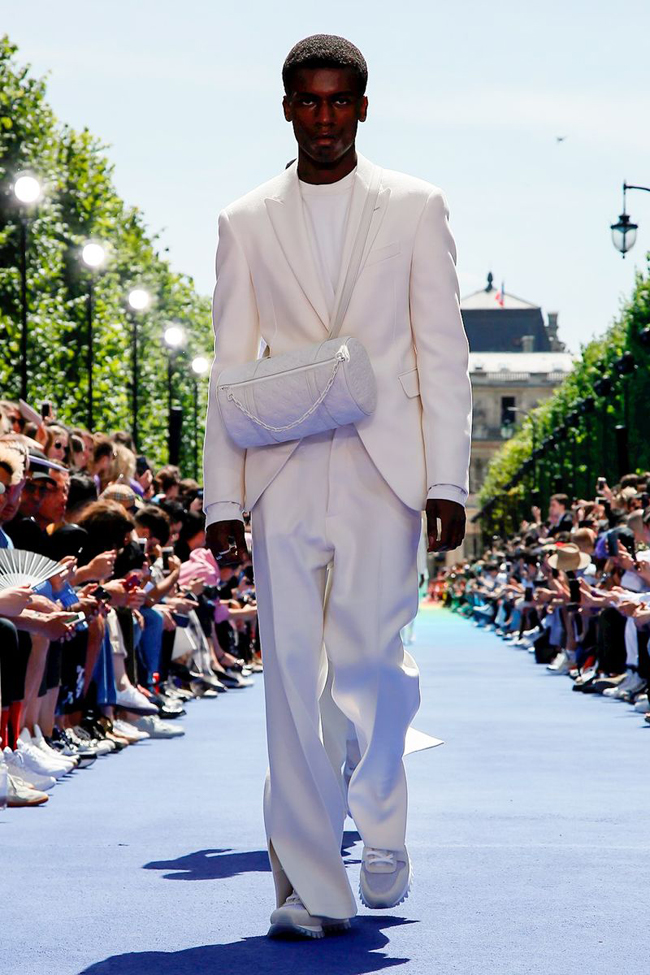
[500,396,516,426]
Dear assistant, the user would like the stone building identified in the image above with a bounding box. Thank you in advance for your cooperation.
[449,273,575,559]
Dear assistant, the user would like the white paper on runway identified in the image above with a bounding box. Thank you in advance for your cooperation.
[404,727,444,755]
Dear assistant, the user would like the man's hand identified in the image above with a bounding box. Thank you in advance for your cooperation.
[206,520,249,567]
[425,499,465,553]
[0,585,33,617]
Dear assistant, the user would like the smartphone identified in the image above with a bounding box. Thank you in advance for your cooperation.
[137,537,147,553]
[597,477,607,492]
[41,401,51,419]
[524,586,534,601]
[551,567,560,579]
[123,572,141,591]
[162,547,173,573]
[606,533,619,557]
[92,585,112,603]
[170,612,190,627]
[568,579,581,603]
[62,611,86,625]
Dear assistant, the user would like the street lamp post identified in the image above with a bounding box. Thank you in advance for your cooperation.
[190,355,210,479]
[13,173,42,400]
[163,323,186,464]
[81,241,107,430]
[127,288,151,450]
[611,182,650,257]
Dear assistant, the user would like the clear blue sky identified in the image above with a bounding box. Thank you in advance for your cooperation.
[4,0,650,352]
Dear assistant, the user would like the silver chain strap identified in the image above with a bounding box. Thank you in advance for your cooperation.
[225,350,348,433]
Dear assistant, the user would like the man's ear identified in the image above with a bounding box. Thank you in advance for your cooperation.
[282,95,292,122]
[358,95,368,123]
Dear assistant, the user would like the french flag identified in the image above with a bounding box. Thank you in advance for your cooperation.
[495,282,505,307]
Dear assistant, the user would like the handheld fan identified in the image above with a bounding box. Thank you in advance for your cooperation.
[0,549,66,591]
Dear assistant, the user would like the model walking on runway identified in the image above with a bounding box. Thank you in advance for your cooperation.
[204,34,472,938]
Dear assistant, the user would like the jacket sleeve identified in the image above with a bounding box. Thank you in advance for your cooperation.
[202,210,261,515]
[409,190,472,496]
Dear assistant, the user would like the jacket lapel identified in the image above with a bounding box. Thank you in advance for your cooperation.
[264,163,331,330]
[264,154,391,336]
[331,153,391,326]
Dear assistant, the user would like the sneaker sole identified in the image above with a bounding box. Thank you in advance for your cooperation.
[267,922,324,940]
[359,860,412,909]
[323,919,352,934]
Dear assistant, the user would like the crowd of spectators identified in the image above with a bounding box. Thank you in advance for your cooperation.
[0,398,260,808]
[434,475,650,725]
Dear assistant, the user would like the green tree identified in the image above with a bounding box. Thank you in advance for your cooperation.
[478,262,650,538]
[0,35,213,474]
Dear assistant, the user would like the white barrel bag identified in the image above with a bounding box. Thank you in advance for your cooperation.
[217,168,381,449]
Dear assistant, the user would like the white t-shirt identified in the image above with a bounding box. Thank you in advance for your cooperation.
[299,168,355,316]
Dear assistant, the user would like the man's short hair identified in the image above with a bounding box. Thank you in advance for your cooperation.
[550,493,569,510]
[135,505,171,546]
[283,34,368,96]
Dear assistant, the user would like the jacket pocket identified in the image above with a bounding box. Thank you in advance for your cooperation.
[398,367,420,398]
[365,240,401,267]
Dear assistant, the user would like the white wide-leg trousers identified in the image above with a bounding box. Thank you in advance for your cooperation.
[251,425,422,920]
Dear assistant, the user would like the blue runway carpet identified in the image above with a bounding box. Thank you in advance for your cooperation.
[2,608,647,974]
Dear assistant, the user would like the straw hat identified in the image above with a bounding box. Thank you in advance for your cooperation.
[547,543,591,572]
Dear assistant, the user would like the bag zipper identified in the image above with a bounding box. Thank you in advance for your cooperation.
[220,348,349,389]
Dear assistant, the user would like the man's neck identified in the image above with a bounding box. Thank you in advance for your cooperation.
[297,145,357,185]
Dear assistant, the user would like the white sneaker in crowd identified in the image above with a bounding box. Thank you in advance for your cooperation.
[546,652,570,674]
[359,846,412,909]
[634,694,649,712]
[5,769,49,806]
[31,724,78,768]
[115,684,159,715]
[617,672,646,700]
[132,715,185,739]
[113,719,150,741]
[19,728,74,771]
[603,671,636,698]
[16,735,69,779]
[3,747,56,791]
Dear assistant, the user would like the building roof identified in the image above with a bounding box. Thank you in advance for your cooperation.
[461,288,539,312]
[460,272,554,353]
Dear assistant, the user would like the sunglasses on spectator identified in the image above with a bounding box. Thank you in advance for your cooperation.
[24,481,49,493]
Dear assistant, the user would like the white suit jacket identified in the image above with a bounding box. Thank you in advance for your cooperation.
[203,153,472,519]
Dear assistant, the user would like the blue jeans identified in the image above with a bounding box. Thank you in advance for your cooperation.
[135,606,164,688]
[92,628,117,706]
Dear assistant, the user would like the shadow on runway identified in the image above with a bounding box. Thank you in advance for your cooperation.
[143,830,364,881]
[144,847,271,880]
[77,916,416,975]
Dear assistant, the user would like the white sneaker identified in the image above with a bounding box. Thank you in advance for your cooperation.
[19,728,73,770]
[547,652,571,674]
[618,673,646,699]
[115,684,159,715]
[634,694,649,712]
[16,737,69,779]
[131,715,185,739]
[113,719,150,741]
[268,891,351,939]
[6,770,49,806]
[359,846,412,909]
[603,671,635,698]
[3,747,56,791]
[31,725,77,769]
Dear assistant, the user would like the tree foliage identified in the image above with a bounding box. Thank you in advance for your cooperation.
[478,262,650,536]
[0,36,213,474]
